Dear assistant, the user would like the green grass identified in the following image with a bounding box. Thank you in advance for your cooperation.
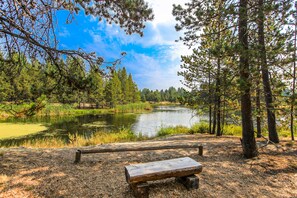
[114,102,152,113]
[39,103,74,116]
[157,122,209,137]
[157,122,293,138]
[16,128,147,148]
[222,125,242,136]
[157,125,189,136]
[1,102,152,118]
[0,123,47,139]
[189,122,209,134]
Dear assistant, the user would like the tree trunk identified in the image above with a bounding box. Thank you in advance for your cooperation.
[291,5,297,141]
[256,61,262,138]
[216,4,222,137]
[222,70,227,133]
[258,0,279,143]
[208,70,212,134]
[216,57,221,136]
[211,103,217,135]
[239,0,258,158]
[256,78,262,138]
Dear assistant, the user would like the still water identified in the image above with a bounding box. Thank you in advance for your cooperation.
[132,106,201,137]
[0,106,203,146]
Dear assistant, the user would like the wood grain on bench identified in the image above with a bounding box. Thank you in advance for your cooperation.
[125,157,202,184]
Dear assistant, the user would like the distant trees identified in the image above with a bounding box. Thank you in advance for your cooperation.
[105,68,140,107]
[141,87,188,104]
[0,54,140,108]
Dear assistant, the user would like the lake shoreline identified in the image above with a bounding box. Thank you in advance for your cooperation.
[0,134,296,197]
[0,105,200,147]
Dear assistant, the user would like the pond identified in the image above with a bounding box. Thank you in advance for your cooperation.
[0,106,204,146]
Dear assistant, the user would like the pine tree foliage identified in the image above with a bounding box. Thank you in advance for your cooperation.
[0,54,141,108]
[173,0,296,157]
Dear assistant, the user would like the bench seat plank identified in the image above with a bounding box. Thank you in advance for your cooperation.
[125,157,202,184]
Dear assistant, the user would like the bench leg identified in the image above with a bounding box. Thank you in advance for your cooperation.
[74,150,81,163]
[198,145,203,156]
[130,182,149,198]
[176,175,199,190]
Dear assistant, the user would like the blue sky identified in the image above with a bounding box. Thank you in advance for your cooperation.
[56,0,190,90]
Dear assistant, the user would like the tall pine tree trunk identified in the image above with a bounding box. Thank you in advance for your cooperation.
[216,57,221,136]
[291,4,296,141]
[258,0,279,143]
[216,3,222,136]
[256,61,262,138]
[212,103,217,134]
[222,69,227,133]
[209,70,212,134]
[256,78,262,138]
[239,0,258,158]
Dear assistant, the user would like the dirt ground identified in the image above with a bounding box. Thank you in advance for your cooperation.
[0,134,296,198]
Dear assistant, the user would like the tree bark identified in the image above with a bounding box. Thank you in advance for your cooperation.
[211,103,217,134]
[216,2,222,136]
[208,70,212,134]
[216,57,221,136]
[256,78,262,138]
[258,0,279,143]
[239,0,258,158]
[291,4,297,141]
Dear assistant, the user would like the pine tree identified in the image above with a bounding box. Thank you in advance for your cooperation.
[238,0,258,158]
[105,71,123,107]
[258,0,279,143]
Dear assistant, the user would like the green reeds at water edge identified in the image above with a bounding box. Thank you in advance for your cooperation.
[39,102,152,115]
[114,102,152,113]
[1,102,152,118]
[156,122,292,138]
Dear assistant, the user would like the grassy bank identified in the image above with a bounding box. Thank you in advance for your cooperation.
[156,122,293,138]
[40,102,152,116]
[114,102,152,113]
[0,102,152,118]
[1,121,293,148]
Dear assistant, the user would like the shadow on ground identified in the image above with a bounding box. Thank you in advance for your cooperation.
[0,134,296,198]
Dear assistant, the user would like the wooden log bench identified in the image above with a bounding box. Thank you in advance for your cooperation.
[74,144,203,163]
[125,157,203,198]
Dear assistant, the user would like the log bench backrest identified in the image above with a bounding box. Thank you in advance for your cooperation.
[125,157,202,184]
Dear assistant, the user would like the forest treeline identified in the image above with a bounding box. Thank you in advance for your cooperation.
[0,55,141,108]
[140,87,188,104]
[0,54,190,109]
[173,0,297,156]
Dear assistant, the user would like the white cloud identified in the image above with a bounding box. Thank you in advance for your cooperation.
[146,0,189,27]
[84,0,192,89]
[143,0,192,60]
[122,52,184,90]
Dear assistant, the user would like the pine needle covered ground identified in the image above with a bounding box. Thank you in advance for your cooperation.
[0,134,296,197]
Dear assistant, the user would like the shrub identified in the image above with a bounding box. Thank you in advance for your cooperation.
[157,126,188,137]
[222,125,242,136]
[189,122,209,134]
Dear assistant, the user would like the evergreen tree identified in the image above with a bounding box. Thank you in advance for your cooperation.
[105,71,123,107]
[89,69,105,108]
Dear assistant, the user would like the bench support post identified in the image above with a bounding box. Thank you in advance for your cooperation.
[74,150,82,163]
[130,182,149,198]
[176,175,199,190]
[198,146,203,156]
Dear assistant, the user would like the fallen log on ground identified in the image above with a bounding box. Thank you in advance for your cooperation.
[74,143,203,163]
